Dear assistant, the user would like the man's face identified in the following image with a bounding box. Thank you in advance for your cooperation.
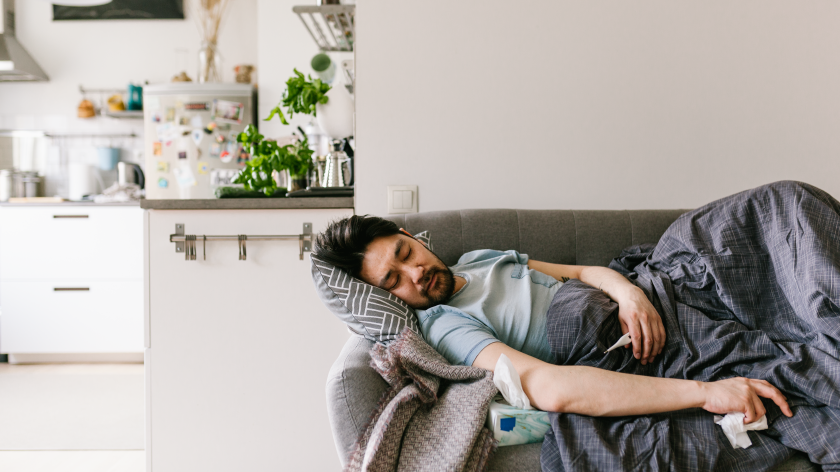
[359,232,455,309]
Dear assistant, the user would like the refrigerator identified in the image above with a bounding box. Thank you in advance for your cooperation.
[143,83,256,199]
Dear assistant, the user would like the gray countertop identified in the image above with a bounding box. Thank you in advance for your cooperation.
[140,197,355,210]
[0,201,141,207]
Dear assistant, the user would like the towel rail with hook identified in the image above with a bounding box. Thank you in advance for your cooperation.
[170,223,313,261]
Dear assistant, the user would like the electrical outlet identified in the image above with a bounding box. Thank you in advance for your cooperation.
[387,185,418,214]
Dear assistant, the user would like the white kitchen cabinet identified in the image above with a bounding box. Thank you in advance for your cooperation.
[145,208,353,472]
[0,205,144,356]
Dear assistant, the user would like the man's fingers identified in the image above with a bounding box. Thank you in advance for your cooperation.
[743,393,757,424]
[657,318,667,356]
[750,393,766,423]
[629,323,642,360]
[753,380,794,417]
[639,316,653,364]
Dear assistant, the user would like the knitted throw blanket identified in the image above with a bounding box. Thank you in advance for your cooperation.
[345,329,499,472]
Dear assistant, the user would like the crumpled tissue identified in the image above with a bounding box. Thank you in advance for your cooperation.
[487,353,550,446]
[714,413,768,449]
[493,353,532,410]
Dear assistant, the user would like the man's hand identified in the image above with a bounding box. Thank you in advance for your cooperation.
[526,261,667,364]
[615,286,666,365]
[700,377,794,423]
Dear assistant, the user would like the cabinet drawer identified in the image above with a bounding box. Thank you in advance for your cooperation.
[0,279,143,353]
[0,206,143,280]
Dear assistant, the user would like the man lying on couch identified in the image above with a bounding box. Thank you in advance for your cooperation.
[313,181,840,469]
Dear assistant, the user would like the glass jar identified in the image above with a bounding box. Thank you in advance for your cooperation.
[198,41,221,83]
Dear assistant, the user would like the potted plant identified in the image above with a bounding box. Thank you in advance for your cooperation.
[230,124,313,196]
[265,68,354,139]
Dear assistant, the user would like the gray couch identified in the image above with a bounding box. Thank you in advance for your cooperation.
[326,209,818,471]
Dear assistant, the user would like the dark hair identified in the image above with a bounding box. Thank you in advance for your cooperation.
[313,215,401,277]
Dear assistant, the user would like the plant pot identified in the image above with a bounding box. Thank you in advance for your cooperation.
[315,85,354,140]
[286,170,307,192]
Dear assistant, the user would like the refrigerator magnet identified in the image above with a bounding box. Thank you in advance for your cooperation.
[209,142,221,159]
[212,99,244,124]
[174,167,197,187]
[165,141,173,147]
[204,122,217,134]
[153,142,162,156]
[157,161,170,172]
[198,162,209,175]
[184,102,208,111]
[178,151,187,160]
[157,177,168,188]
[165,108,176,122]
[179,116,190,126]
[220,150,232,163]
[150,110,162,123]
[215,133,226,144]
[191,129,204,146]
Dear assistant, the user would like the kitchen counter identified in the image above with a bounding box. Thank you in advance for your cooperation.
[140,197,354,210]
[0,201,141,206]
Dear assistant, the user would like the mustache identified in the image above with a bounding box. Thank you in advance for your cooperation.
[419,268,441,294]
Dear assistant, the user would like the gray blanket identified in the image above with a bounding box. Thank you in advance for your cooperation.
[345,329,498,472]
[541,181,840,471]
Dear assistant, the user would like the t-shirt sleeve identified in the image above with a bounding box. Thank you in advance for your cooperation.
[419,307,500,366]
[456,249,529,267]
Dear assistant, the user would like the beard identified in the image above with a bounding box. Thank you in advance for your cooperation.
[414,261,456,310]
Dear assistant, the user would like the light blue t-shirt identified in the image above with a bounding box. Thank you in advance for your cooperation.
[416,249,563,366]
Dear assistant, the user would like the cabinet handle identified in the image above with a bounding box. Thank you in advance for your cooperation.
[54,287,90,291]
[53,215,89,219]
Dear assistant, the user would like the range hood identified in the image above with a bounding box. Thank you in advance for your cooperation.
[0,0,48,81]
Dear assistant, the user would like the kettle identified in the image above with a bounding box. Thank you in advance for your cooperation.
[323,140,353,187]
[117,162,145,189]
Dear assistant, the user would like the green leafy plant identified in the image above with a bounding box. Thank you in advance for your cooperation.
[264,69,331,125]
[231,124,313,196]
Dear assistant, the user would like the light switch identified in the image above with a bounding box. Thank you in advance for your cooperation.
[387,185,419,214]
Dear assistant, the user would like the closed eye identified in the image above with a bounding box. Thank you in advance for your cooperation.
[389,276,400,291]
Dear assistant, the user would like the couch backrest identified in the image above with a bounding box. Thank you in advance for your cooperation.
[327,209,689,467]
[383,209,688,268]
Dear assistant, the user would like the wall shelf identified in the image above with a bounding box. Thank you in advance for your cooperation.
[79,85,144,120]
[292,5,355,52]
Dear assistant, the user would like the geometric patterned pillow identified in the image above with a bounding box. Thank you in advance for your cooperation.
[309,231,432,344]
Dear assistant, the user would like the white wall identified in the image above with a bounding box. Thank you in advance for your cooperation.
[0,0,257,132]
[355,0,840,214]
[257,0,353,140]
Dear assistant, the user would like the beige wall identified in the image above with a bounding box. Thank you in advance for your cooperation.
[355,1,840,215]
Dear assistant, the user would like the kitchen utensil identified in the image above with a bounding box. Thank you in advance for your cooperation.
[77,99,95,118]
[323,140,353,187]
[23,175,40,197]
[98,147,120,171]
[311,53,336,84]
[117,162,146,189]
[127,84,143,111]
[0,170,12,202]
[68,163,95,201]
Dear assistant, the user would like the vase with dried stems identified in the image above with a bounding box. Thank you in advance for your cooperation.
[191,0,230,83]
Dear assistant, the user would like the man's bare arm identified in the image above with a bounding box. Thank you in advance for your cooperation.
[528,260,666,365]
[474,342,792,423]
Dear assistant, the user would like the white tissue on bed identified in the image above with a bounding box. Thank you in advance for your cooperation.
[714,413,768,449]
[493,353,533,410]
